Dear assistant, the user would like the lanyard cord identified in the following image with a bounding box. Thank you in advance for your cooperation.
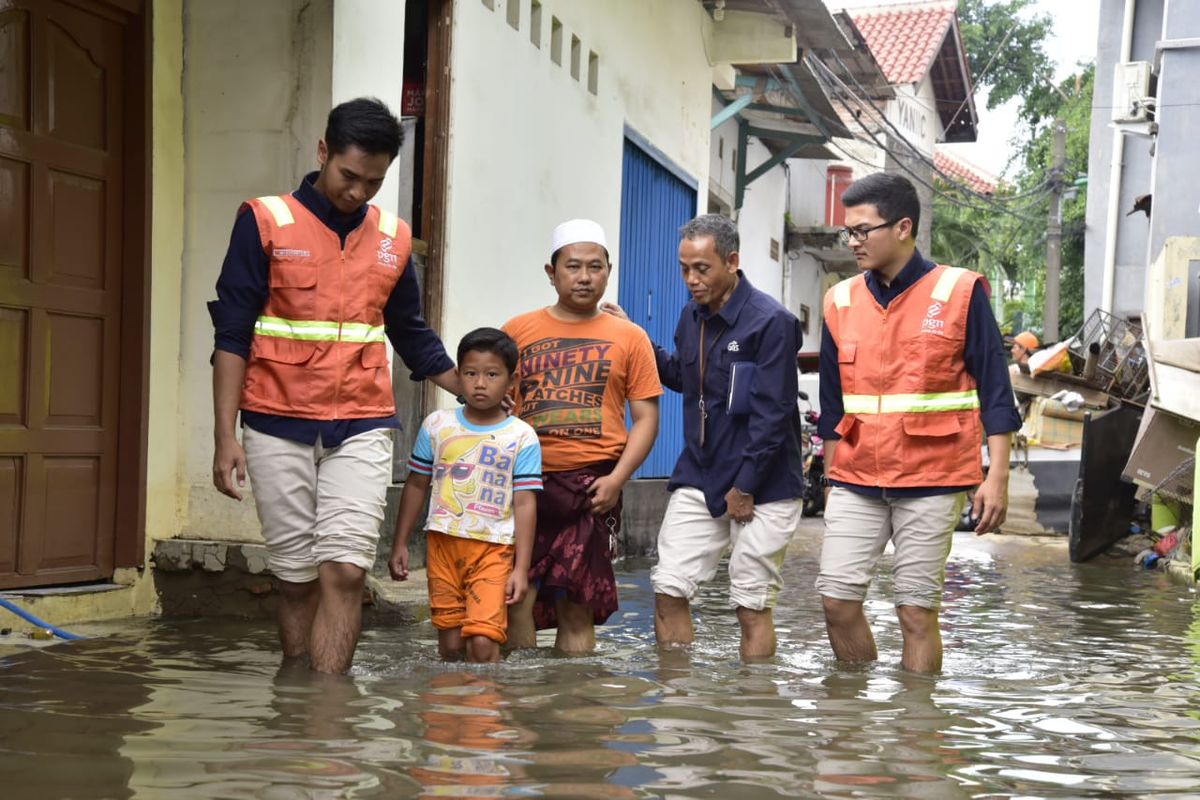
[699,319,707,447]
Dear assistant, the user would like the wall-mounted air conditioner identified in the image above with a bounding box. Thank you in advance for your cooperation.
[1112,61,1153,123]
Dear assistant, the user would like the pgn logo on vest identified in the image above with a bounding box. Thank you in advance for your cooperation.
[921,301,946,332]
[377,238,399,269]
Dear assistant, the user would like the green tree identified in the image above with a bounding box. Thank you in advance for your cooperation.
[957,0,1058,127]
[932,1,1092,343]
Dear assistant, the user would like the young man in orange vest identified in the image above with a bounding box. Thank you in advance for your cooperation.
[209,98,460,673]
[817,173,1020,673]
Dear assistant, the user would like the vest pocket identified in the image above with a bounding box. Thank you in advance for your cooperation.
[360,342,389,369]
[268,262,318,319]
[358,343,392,411]
[253,338,319,365]
[837,340,857,392]
[905,333,960,385]
[246,339,319,411]
[269,262,318,287]
[899,414,964,483]
[900,414,961,437]
[834,413,859,445]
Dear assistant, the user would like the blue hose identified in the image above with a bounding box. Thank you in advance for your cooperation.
[0,596,88,641]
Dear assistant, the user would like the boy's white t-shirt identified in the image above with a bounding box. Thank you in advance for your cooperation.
[407,408,543,546]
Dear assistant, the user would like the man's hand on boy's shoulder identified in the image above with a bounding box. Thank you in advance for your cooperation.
[388,546,410,581]
[599,301,629,321]
[505,567,528,605]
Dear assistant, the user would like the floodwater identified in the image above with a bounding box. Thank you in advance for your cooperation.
[2,532,1200,799]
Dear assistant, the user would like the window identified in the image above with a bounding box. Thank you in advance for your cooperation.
[587,50,599,95]
[770,238,780,262]
[530,0,542,47]
[506,0,519,30]
[550,16,563,65]
[570,34,581,81]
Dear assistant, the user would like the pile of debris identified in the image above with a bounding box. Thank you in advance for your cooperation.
[1011,310,1147,450]
[1113,332,1198,582]
[1009,309,1197,579]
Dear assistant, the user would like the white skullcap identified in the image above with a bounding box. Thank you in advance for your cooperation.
[551,219,608,253]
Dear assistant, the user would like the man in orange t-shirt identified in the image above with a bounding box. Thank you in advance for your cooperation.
[503,219,662,654]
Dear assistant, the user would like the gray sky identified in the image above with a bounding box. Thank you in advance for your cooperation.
[823,0,1102,177]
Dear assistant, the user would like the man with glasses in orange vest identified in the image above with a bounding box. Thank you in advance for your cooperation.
[209,98,460,673]
[817,173,1020,673]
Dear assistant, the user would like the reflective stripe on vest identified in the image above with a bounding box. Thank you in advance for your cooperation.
[254,315,386,343]
[258,195,295,227]
[378,208,399,238]
[833,278,854,309]
[842,389,980,414]
[930,266,967,302]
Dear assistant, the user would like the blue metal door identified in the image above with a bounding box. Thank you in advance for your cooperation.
[618,137,696,478]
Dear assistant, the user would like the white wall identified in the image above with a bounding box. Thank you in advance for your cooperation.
[331,0,407,216]
[784,253,825,351]
[441,0,713,357]
[787,156,829,227]
[180,0,333,539]
[827,135,885,182]
[710,99,739,210]
[783,157,834,349]
[736,137,787,300]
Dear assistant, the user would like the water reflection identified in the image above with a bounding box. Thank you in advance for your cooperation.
[0,533,1198,798]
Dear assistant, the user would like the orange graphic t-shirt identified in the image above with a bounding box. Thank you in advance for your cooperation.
[503,309,663,472]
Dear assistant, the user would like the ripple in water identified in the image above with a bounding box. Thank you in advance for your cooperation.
[1,533,1198,798]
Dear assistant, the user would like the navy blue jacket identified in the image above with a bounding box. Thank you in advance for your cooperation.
[207,172,454,447]
[817,250,1021,497]
[655,273,805,517]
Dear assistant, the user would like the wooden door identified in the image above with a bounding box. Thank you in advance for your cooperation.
[0,0,137,588]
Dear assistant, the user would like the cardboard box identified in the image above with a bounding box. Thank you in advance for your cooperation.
[1122,405,1199,501]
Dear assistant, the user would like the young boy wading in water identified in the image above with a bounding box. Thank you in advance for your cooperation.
[389,328,542,662]
[503,220,661,654]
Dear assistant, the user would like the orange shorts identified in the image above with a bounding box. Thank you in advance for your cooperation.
[426,531,514,643]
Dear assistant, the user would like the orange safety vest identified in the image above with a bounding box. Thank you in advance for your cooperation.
[822,264,984,487]
[239,194,412,419]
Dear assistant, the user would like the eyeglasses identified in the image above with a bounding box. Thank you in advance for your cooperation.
[836,219,901,247]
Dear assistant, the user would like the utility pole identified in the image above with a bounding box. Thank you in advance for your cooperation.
[1044,118,1067,342]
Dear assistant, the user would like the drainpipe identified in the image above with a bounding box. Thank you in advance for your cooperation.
[1100,0,1137,313]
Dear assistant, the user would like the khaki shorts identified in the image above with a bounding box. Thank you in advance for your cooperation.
[243,426,392,583]
[816,487,967,610]
[651,487,801,610]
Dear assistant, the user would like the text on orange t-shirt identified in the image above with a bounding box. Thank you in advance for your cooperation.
[502,309,663,472]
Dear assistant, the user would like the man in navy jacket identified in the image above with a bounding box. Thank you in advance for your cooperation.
[606,214,803,660]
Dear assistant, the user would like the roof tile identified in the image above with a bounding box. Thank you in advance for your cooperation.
[933,149,998,194]
[848,1,957,85]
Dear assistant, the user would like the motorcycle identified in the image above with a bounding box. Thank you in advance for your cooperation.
[798,391,825,517]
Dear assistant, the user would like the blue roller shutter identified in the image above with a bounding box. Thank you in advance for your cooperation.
[617,137,696,478]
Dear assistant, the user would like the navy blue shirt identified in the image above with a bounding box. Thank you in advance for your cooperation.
[817,250,1021,498]
[656,272,805,517]
[207,172,454,447]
